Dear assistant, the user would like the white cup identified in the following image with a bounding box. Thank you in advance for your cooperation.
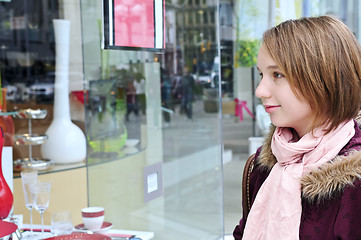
[81,207,104,231]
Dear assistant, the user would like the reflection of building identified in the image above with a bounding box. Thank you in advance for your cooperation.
[219,0,234,94]
[161,0,234,93]
[0,1,59,88]
[161,0,218,76]
[160,0,217,76]
[161,3,181,76]
[177,0,217,74]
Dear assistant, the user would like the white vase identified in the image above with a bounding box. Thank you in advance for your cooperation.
[41,19,86,164]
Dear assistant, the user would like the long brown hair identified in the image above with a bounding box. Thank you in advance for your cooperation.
[262,15,361,133]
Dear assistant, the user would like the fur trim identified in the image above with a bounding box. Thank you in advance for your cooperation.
[258,125,277,170]
[356,110,361,125]
[258,124,361,203]
[300,150,361,203]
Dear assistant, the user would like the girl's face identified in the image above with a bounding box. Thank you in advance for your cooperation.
[255,44,313,138]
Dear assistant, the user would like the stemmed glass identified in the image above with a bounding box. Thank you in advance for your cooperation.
[33,182,51,233]
[20,171,38,237]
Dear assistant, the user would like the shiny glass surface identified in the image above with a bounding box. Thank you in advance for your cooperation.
[81,0,224,239]
[21,171,38,236]
[34,181,51,233]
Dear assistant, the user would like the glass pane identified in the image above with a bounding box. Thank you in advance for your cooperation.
[0,0,87,171]
[82,0,224,239]
[223,0,361,236]
[3,0,89,227]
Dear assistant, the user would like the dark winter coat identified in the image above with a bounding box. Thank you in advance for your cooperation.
[234,119,361,240]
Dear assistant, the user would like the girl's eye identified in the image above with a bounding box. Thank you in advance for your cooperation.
[273,72,284,79]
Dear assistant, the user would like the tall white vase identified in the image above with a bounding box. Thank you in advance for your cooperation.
[41,19,86,164]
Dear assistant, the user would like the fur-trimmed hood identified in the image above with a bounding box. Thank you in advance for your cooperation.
[257,114,361,204]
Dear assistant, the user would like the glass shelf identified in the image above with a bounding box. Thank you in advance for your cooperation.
[0,109,47,118]
[13,160,86,178]
[14,134,48,145]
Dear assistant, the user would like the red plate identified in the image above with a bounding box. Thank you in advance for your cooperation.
[0,220,17,238]
[75,222,113,232]
[44,232,111,240]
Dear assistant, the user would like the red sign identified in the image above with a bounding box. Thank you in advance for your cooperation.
[103,0,165,51]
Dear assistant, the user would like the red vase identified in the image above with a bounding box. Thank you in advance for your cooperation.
[0,127,13,219]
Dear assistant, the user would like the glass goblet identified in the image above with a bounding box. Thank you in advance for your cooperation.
[33,182,51,233]
[20,171,38,236]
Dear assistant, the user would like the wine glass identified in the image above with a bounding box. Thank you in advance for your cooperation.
[33,182,51,233]
[20,171,38,237]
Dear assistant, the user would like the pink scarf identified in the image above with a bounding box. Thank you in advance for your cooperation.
[242,120,355,240]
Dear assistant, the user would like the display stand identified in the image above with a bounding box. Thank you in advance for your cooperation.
[13,109,52,170]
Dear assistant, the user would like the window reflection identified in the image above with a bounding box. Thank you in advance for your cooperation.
[0,0,59,104]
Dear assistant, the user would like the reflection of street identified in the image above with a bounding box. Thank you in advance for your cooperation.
[147,99,254,238]
[162,100,218,162]
[162,99,253,161]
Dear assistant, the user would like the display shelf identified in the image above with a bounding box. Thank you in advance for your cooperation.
[14,134,48,145]
[13,160,86,178]
[13,108,52,170]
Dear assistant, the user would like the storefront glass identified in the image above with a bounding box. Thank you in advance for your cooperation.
[81,0,224,239]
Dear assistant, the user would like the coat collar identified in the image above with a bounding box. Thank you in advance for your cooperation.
[257,115,361,204]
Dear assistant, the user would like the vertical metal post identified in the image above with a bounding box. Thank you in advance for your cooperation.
[268,0,276,28]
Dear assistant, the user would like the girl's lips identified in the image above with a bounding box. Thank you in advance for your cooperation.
[264,105,280,113]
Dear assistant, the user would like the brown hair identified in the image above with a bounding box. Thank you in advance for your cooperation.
[262,15,361,133]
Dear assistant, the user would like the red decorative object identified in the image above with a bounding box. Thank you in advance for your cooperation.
[235,98,255,121]
[44,232,111,240]
[75,221,113,232]
[0,127,13,219]
[0,220,17,238]
[71,90,88,105]
[0,88,15,146]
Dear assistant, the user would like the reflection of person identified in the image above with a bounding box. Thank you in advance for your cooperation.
[234,16,361,239]
[180,66,195,120]
[161,74,172,125]
[134,78,146,115]
[125,79,138,121]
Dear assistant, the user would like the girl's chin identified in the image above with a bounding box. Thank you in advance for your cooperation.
[269,120,288,128]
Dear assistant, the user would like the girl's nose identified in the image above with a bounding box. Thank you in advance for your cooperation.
[255,78,270,99]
